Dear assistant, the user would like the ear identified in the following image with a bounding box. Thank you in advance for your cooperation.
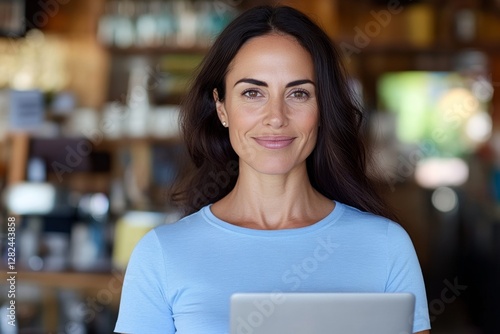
[213,89,228,123]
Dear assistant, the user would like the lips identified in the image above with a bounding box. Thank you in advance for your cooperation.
[253,136,295,149]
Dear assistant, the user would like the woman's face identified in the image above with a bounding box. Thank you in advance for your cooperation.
[215,33,319,176]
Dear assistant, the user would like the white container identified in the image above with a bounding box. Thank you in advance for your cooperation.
[150,105,180,138]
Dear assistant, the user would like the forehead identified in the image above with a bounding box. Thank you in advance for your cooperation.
[226,33,314,80]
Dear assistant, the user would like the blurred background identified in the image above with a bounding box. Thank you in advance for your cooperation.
[0,0,499,333]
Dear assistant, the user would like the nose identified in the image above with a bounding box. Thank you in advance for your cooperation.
[263,97,288,128]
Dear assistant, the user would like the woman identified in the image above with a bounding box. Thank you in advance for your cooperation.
[115,5,431,334]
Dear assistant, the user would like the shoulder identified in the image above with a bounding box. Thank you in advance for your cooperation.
[337,202,411,243]
[150,206,211,243]
[126,207,211,266]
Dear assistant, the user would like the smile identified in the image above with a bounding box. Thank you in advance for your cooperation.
[253,136,295,149]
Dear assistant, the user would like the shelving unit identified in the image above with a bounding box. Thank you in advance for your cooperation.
[1,0,234,329]
[1,269,122,333]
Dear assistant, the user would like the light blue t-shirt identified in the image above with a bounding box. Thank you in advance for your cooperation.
[115,202,431,333]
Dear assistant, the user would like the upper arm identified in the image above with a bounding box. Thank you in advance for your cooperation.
[114,230,175,333]
[386,223,431,333]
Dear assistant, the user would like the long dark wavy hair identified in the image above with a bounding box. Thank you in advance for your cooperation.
[170,5,394,220]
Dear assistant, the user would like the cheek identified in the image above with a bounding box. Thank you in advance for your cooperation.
[227,126,257,161]
[305,110,319,126]
[305,125,319,147]
[226,103,264,127]
[295,106,319,133]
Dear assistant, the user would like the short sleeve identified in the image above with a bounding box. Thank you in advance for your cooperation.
[386,222,431,333]
[115,229,175,334]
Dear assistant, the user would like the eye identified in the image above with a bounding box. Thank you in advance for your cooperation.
[289,89,310,100]
[242,89,262,99]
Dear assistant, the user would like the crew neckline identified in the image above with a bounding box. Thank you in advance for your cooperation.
[202,201,345,237]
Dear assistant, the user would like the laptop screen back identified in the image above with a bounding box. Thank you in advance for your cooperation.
[230,292,415,334]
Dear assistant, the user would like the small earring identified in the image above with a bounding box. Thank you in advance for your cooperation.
[222,121,227,127]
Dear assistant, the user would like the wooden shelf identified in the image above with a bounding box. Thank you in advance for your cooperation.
[105,45,209,56]
[1,270,124,290]
[335,41,500,56]
[96,136,182,148]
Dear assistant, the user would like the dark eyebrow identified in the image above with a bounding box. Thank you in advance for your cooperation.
[234,78,267,87]
[285,79,315,88]
[234,78,315,88]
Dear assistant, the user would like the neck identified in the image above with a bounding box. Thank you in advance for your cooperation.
[211,163,334,230]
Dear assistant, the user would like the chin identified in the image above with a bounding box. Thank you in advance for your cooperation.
[244,157,303,176]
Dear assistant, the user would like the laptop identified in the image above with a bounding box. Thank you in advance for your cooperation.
[230,292,415,334]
